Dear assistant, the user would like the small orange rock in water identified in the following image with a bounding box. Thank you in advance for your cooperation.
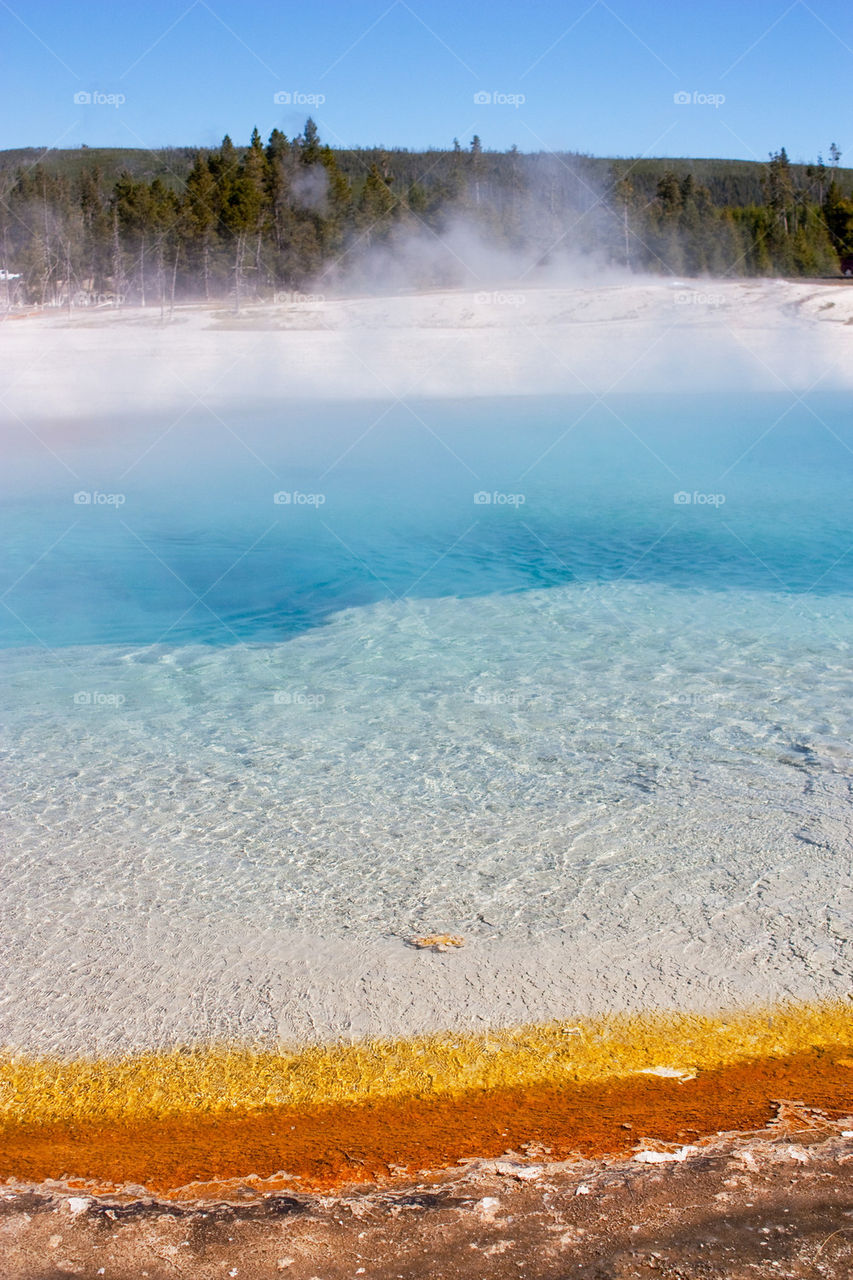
[409,934,465,952]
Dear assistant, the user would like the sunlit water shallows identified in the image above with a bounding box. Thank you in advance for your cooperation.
[1,394,852,1033]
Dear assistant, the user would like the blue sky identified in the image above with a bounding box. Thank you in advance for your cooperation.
[1,0,850,162]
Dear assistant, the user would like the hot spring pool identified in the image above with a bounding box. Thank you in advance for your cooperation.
[1,393,852,1052]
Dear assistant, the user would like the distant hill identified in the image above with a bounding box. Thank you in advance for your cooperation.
[3,145,851,209]
[0,146,199,188]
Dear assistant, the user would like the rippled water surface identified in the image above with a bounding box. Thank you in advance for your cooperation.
[2,393,852,947]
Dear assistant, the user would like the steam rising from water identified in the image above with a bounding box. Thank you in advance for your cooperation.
[316,215,618,294]
[0,275,850,431]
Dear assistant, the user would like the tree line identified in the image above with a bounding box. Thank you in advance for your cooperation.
[2,125,852,311]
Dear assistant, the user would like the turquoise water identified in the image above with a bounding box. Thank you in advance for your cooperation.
[2,394,852,649]
[1,393,852,1016]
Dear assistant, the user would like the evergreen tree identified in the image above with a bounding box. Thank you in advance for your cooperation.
[356,163,395,242]
[652,171,685,272]
[823,180,853,257]
[183,153,218,300]
[113,174,155,304]
[299,118,322,166]
[762,149,795,236]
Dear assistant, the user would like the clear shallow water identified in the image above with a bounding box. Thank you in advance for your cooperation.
[1,394,852,963]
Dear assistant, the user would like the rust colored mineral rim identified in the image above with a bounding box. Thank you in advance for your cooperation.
[1,1006,852,1196]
